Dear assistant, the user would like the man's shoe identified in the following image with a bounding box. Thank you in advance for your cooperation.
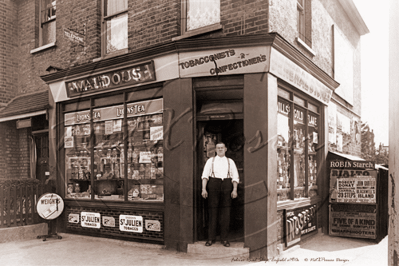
[222,240,230,247]
[205,240,215,246]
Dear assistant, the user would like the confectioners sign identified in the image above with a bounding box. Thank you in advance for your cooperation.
[285,204,317,247]
[119,215,143,233]
[64,98,163,126]
[36,193,64,220]
[65,61,156,98]
[329,204,376,239]
[178,46,270,77]
[270,48,333,105]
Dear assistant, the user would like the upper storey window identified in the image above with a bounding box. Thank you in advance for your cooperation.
[297,0,312,49]
[102,0,128,57]
[40,0,56,46]
[186,0,220,31]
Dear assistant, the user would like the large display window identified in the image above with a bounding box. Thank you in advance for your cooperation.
[64,98,164,202]
[277,87,320,202]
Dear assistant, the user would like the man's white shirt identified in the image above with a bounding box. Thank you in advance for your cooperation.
[201,156,239,183]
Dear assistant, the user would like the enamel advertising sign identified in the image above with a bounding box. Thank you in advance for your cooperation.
[119,215,143,233]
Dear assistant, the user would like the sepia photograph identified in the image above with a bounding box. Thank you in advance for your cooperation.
[0,0,395,265]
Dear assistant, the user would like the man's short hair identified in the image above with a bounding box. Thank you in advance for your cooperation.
[216,142,226,147]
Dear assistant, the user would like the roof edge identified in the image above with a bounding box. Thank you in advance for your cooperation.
[338,0,370,36]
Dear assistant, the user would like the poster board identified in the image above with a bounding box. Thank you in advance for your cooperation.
[329,162,377,204]
[329,204,377,239]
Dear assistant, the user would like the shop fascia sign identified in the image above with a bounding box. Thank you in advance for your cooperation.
[65,61,156,98]
[64,98,163,126]
[178,46,270,78]
[270,48,333,105]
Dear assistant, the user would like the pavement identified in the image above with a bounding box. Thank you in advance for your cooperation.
[0,232,388,266]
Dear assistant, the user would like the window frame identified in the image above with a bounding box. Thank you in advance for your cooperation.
[101,0,129,58]
[38,0,56,48]
[296,0,313,51]
[277,85,321,202]
[178,0,222,39]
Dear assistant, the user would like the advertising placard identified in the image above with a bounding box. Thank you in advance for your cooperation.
[145,220,161,232]
[36,193,64,220]
[81,212,101,229]
[329,169,377,204]
[329,204,376,239]
[285,204,317,247]
[119,215,143,233]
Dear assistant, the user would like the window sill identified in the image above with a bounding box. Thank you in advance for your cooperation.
[296,37,316,57]
[30,42,56,54]
[277,195,320,211]
[100,48,129,61]
[172,23,223,41]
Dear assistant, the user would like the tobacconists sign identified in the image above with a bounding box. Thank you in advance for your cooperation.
[329,204,377,239]
[66,61,156,98]
[285,204,317,247]
[329,160,377,204]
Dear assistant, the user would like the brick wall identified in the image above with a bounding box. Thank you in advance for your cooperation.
[65,206,164,242]
[0,121,20,179]
[0,0,18,104]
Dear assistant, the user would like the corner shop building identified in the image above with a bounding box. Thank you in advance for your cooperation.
[42,33,339,258]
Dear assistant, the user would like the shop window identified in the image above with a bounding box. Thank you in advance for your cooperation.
[39,0,56,47]
[297,0,312,47]
[102,0,128,57]
[277,88,319,202]
[63,98,164,202]
[182,0,220,33]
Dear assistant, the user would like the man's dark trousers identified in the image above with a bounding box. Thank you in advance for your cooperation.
[207,177,233,241]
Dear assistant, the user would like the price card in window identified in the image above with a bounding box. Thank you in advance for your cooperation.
[139,151,152,163]
[105,120,113,135]
[150,126,163,140]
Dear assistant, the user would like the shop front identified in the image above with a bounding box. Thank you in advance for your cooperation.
[41,33,339,258]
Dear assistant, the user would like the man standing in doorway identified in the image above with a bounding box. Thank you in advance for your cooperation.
[201,142,239,247]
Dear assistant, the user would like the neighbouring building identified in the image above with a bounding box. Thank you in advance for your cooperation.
[0,0,369,259]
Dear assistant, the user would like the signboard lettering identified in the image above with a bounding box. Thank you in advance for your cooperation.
[36,193,64,220]
[330,160,375,169]
[329,204,376,239]
[66,61,156,98]
[270,49,333,105]
[285,205,317,247]
[179,46,270,78]
[119,215,143,233]
[81,212,101,229]
[64,99,163,126]
[64,28,85,46]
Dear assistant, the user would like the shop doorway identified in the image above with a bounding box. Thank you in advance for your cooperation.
[195,119,244,242]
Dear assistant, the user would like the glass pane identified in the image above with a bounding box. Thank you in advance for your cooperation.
[93,105,124,201]
[106,13,128,54]
[308,112,319,197]
[64,111,92,200]
[277,99,291,201]
[42,20,56,45]
[126,112,163,202]
[293,106,306,199]
[106,0,128,16]
[42,0,56,22]
[187,0,220,31]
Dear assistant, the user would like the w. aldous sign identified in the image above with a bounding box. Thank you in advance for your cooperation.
[66,61,156,98]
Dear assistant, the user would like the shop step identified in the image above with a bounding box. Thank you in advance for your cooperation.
[187,241,249,258]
